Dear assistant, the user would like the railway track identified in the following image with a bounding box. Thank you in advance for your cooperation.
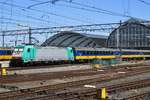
[27,78,150,100]
[0,66,149,100]
[0,64,149,84]
[125,92,150,100]
[0,69,98,84]
[0,65,133,84]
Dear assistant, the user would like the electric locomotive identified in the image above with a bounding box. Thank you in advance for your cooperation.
[10,45,74,66]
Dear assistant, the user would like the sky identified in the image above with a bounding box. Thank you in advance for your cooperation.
[0,0,150,46]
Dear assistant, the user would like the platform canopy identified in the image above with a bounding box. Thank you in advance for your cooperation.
[42,31,107,48]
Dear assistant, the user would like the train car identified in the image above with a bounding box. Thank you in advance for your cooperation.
[73,47,118,60]
[121,49,150,60]
[10,45,74,66]
[0,48,12,61]
[73,47,150,61]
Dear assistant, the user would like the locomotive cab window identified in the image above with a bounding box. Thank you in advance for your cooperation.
[27,48,30,52]
[14,49,18,52]
[19,49,23,52]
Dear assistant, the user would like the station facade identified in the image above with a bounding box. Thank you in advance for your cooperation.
[107,18,150,50]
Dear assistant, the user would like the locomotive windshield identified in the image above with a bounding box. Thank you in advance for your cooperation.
[12,48,24,57]
[14,48,23,52]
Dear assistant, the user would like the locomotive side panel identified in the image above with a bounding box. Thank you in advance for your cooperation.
[34,47,69,61]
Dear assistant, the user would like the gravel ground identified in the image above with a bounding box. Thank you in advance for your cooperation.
[0,61,150,94]
[2,70,150,90]
[3,74,103,89]
[109,87,150,99]
[96,71,150,88]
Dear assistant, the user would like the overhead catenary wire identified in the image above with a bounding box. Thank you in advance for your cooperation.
[0,1,92,24]
[137,0,150,6]
[29,0,115,16]
[28,0,57,8]
[0,21,22,25]
[0,11,62,28]
[0,22,120,35]
[0,0,60,29]
[0,2,4,30]
[1,7,62,25]
[53,3,120,16]
[62,0,131,18]
[29,0,102,23]
[0,17,45,28]
[28,0,133,18]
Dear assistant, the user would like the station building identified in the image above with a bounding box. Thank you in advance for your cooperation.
[42,18,150,50]
[107,18,150,50]
[42,31,108,48]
